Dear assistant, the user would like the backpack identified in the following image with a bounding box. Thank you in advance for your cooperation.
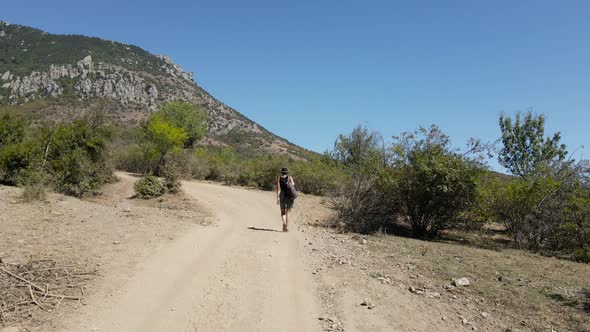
[285,176,298,199]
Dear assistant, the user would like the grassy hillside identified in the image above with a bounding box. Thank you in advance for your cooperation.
[0,21,168,76]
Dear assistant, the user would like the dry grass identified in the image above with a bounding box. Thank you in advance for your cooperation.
[19,183,47,203]
[357,232,590,331]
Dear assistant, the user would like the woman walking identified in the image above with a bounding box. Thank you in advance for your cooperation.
[276,168,296,232]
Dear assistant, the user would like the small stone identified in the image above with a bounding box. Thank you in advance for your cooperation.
[428,292,441,298]
[481,312,489,318]
[408,286,416,293]
[441,316,447,321]
[113,241,121,245]
[461,318,468,325]
[453,278,470,287]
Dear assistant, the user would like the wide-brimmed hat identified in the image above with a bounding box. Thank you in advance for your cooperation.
[280,167,289,174]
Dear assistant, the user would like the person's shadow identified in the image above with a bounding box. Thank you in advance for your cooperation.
[247,226,282,233]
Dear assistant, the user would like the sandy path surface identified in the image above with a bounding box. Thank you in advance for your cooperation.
[65,181,321,332]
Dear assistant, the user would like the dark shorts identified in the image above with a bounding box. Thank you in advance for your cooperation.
[280,191,294,209]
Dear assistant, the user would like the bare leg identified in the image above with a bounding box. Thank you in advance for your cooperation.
[285,208,291,231]
[281,208,287,231]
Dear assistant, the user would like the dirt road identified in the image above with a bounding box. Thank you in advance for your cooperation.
[66,181,320,332]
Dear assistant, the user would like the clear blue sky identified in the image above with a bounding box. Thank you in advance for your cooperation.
[3,0,590,170]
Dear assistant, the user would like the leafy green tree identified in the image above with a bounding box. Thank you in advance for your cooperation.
[332,125,383,167]
[390,126,483,238]
[141,113,189,174]
[498,111,568,178]
[158,101,207,148]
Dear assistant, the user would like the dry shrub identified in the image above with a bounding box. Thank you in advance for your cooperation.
[20,182,47,202]
[331,173,393,234]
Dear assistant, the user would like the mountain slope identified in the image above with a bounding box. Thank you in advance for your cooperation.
[0,22,312,159]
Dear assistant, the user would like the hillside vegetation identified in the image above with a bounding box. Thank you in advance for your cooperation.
[0,21,169,77]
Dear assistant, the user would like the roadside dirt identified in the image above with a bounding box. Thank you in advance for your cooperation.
[0,173,209,331]
[302,226,590,332]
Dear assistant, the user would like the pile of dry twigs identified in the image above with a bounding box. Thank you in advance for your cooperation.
[0,259,97,327]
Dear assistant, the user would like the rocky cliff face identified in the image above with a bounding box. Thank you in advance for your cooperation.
[1,55,159,111]
[0,22,309,158]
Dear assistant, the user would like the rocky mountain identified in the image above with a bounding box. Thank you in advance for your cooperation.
[0,22,312,159]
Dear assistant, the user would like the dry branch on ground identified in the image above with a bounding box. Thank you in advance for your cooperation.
[0,259,96,327]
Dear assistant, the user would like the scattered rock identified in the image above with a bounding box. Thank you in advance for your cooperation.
[113,241,121,245]
[1,71,10,81]
[426,292,441,299]
[497,275,511,282]
[360,299,373,309]
[361,238,368,245]
[408,286,416,293]
[377,276,391,284]
[453,278,471,287]
[481,312,489,318]
[441,316,447,321]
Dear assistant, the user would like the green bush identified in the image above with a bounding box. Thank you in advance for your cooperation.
[0,111,28,147]
[291,157,347,196]
[44,117,115,197]
[134,175,165,199]
[389,126,483,238]
[0,141,41,185]
[573,247,590,263]
[113,144,150,174]
[161,162,182,193]
[0,110,115,197]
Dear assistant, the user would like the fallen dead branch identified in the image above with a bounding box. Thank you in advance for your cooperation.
[0,259,96,327]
